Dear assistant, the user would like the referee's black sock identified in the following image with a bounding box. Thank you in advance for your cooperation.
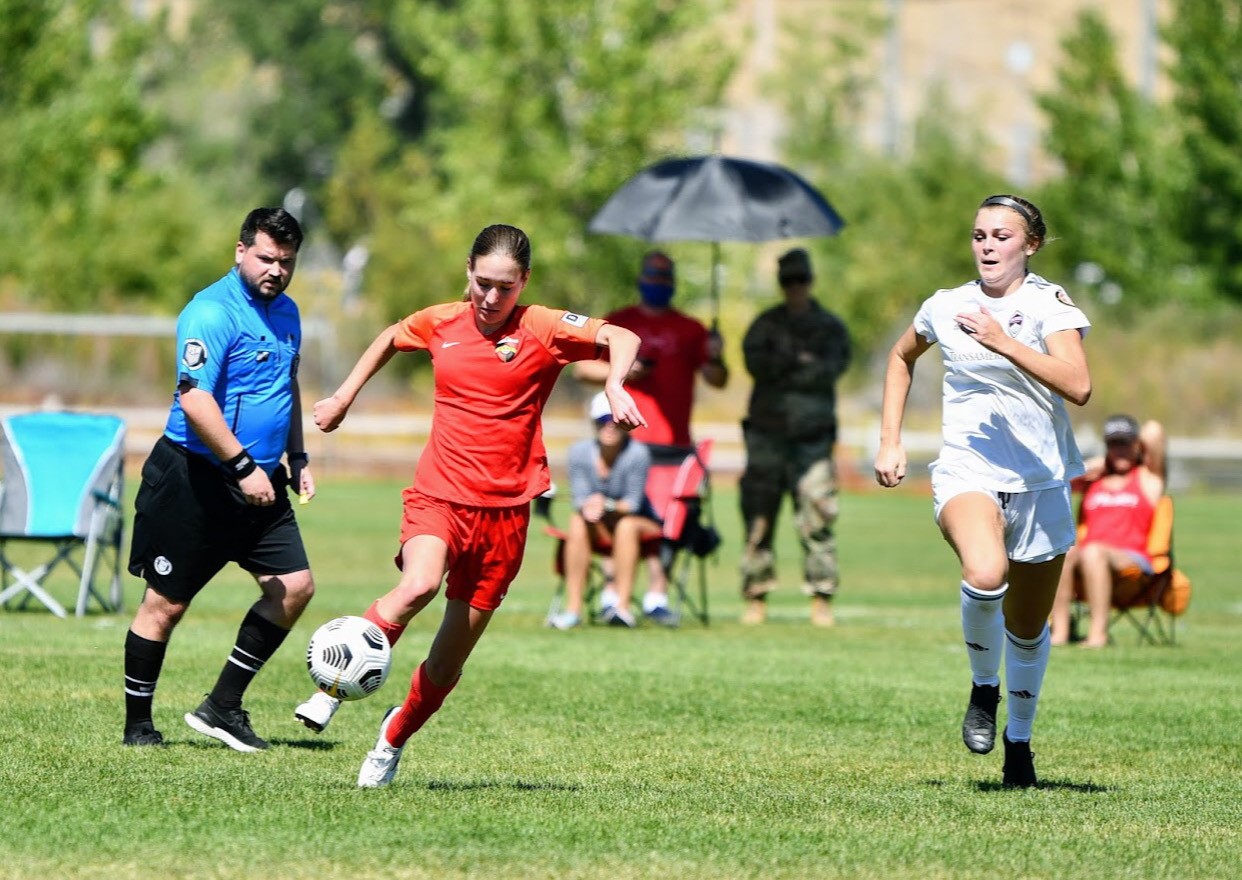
[208,610,290,710]
[124,630,167,728]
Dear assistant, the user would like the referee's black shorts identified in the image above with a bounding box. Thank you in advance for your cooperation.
[127,436,310,603]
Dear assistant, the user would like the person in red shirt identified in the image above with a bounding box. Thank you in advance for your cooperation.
[572,251,728,619]
[1049,415,1166,648]
[292,224,643,787]
[575,251,728,448]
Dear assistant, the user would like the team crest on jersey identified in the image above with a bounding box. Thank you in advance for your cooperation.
[1055,288,1076,307]
[181,339,208,370]
[561,312,588,327]
[495,335,520,363]
[1007,311,1025,337]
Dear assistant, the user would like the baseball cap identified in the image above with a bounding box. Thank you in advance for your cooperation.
[1103,414,1140,442]
[588,392,614,425]
[639,251,675,282]
[777,248,813,281]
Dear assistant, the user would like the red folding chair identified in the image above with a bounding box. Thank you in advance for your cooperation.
[542,439,718,626]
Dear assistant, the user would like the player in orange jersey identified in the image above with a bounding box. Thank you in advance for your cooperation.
[292,224,643,787]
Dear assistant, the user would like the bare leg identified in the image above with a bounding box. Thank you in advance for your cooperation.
[1049,546,1081,645]
[611,514,661,611]
[561,513,593,618]
[375,535,448,625]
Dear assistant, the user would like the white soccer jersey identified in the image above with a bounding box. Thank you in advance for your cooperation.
[914,272,1091,492]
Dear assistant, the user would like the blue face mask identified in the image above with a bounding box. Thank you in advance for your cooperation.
[638,282,675,308]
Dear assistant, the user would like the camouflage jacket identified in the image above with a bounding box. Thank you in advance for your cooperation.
[742,299,851,440]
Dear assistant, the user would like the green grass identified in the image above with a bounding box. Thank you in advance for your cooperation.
[1,480,1240,880]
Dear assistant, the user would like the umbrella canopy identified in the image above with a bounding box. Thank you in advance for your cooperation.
[588,154,845,243]
[588,155,844,321]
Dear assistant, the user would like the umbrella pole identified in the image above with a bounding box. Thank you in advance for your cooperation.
[710,240,721,331]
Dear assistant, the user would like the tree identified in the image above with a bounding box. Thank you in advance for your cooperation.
[776,6,1004,356]
[321,0,738,323]
[1035,9,1202,312]
[1164,0,1242,302]
[0,0,174,308]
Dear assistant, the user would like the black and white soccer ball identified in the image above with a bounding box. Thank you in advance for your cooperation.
[306,615,392,701]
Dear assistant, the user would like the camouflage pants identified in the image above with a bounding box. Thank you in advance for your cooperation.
[738,428,840,599]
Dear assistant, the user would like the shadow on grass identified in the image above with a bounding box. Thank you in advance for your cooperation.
[922,778,1111,793]
[425,779,583,793]
[176,737,337,751]
[972,779,1111,794]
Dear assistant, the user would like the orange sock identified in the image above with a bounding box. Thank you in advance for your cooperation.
[363,600,407,647]
[386,662,458,749]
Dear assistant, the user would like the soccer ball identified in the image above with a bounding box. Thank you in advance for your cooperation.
[305,615,392,701]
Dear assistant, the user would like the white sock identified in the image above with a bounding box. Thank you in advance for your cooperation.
[1004,625,1050,742]
[598,586,619,611]
[960,581,1007,687]
[642,592,668,614]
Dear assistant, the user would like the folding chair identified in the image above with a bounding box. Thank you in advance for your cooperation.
[1072,495,1191,645]
[542,439,719,627]
[0,411,126,618]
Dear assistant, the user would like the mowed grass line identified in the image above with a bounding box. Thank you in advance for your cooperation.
[1,481,1239,880]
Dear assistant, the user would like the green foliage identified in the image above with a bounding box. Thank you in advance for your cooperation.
[323,0,737,325]
[1164,0,1242,302]
[776,6,1005,353]
[1034,9,1207,313]
[0,1,162,308]
[212,0,396,197]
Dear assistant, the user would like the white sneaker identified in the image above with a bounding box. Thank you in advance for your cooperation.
[294,690,341,733]
[549,610,582,630]
[598,586,620,613]
[357,707,403,789]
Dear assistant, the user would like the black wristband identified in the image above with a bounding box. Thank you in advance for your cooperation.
[223,449,258,480]
[288,452,309,466]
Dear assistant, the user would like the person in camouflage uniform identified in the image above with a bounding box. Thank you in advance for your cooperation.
[739,248,852,626]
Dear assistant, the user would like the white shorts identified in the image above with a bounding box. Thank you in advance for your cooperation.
[932,472,1075,564]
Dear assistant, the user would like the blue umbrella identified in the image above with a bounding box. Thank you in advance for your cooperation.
[588,154,845,320]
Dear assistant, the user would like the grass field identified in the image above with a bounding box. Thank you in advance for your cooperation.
[1,479,1239,880]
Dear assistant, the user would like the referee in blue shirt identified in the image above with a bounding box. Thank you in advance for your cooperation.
[122,207,317,751]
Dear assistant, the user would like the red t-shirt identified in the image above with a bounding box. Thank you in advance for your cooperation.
[1081,469,1156,563]
[393,301,604,506]
[603,305,709,447]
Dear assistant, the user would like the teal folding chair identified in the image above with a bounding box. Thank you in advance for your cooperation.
[0,411,126,617]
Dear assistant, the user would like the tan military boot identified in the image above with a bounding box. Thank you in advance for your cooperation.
[741,597,767,626]
[810,595,835,628]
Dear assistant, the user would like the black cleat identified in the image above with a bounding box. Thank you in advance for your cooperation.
[962,682,1001,754]
[1002,731,1038,789]
[122,721,165,747]
[184,696,269,752]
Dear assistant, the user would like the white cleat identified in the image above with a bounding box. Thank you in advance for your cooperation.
[357,707,403,789]
[294,690,342,733]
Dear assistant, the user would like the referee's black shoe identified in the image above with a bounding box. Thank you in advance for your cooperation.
[184,695,270,752]
[962,682,1000,754]
[122,721,166,747]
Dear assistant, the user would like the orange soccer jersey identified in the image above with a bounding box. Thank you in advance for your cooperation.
[393,301,604,506]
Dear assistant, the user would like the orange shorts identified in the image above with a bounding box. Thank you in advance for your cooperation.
[397,487,531,611]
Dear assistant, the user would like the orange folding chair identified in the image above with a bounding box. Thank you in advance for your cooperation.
[1072,495,1191,645]
[542,439,718,626]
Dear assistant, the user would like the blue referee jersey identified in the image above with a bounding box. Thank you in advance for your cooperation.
[164,267,302,472]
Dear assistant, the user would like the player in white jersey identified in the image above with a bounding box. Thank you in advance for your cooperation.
[874,194,1092,788]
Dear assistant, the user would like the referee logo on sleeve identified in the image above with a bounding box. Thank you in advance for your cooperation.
[182,339,208,370]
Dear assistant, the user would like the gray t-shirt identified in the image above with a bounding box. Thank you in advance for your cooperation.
[566,437,657,520]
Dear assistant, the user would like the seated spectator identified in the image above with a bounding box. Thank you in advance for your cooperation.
[1050,415,1166,647]
[550,393,666,630]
